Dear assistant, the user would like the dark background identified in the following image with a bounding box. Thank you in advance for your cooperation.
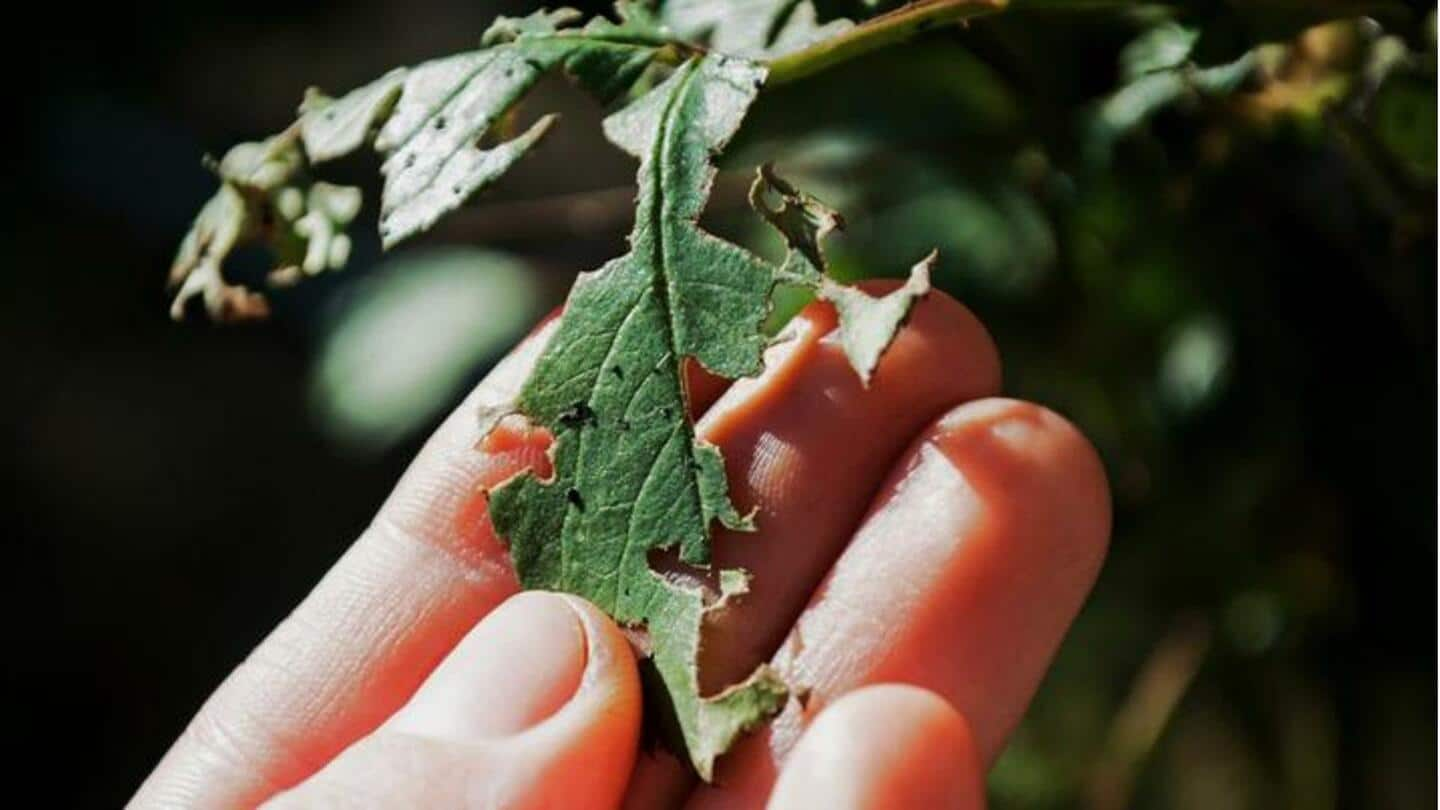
[7,1,1436,806]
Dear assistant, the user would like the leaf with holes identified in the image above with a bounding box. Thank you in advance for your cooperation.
[168,4,679,321]
[485,53,787,780]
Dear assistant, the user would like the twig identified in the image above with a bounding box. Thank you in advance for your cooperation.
[1085,616,1211,810]
[767,0,1009,86]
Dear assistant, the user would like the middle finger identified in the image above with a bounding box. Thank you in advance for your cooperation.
[625,284,1002,805]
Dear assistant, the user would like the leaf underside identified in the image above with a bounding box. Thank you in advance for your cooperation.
[486,54,787,781]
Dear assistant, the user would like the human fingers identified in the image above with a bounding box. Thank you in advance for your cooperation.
[687,398,1110,808]
[131,318,566,809]
[767,685,985,810]
[262,591,640,810]
[626,285,1002,805]
[135,283,1001,809]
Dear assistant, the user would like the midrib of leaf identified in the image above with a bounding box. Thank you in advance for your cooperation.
[556,46,698,601]
[650,59,694,422]
[487,54,783,777]
[616,57,704,598]
[564,290,655,607]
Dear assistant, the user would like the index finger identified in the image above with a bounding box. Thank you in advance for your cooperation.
[131,308,750,810]
[132,318,561,809]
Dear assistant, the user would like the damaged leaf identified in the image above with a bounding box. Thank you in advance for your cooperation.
[486,54,786,780]
[169,3,681,321]
[167,0,954,779]
[1084,21,1258,165]
[661,0,854,57]
[750,163,932,384]
[166,135,362,320]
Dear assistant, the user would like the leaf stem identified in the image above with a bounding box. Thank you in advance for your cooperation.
[766,0,1009,86]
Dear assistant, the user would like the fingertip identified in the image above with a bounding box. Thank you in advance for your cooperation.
[496,593,643,809]
[749,396,1111,782]
[545,592,645,731]
[855,397,1110,761]
[391,589,641,752]
[768,685,985,810]
[928,398,1111,583]
[386,590,588,743]
[265,592,642,810]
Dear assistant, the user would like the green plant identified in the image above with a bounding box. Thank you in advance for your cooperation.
[164,0,1433,779]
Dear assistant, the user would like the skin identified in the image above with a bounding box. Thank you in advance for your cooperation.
[131,284,1111,809]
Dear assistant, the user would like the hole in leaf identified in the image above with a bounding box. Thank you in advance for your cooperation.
[479,414,555,481]
[647,547,721,601]
[558,402,596,429]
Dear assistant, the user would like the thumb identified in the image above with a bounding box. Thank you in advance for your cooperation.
[767,685,986,810]
[263,591,641,810]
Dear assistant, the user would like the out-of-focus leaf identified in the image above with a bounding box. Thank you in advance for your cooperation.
[1224,590,1285,654]
[1121,22,1202,80]
[738,38,1020,149]
[1085,21,1257,165]
[309,247,540,452]
[853,181,1055,295]
[1371,74,1437,179]
[1158,315,1231,416]
[169,3,679,321]
[661,0,854,57]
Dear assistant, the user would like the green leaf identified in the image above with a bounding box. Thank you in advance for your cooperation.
[486,53,786,780]
[169,3,679,321]
[166,182,270,321]
[297,69,406,163]
[749,164,932,385]
[1372,71,1437,180]
[167,133,364,320]
[1119,22,1201,80]
[1084,21,1257,166]
[818,257,933,383]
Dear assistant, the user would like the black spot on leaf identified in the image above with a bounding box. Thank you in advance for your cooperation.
[558,402,596,428]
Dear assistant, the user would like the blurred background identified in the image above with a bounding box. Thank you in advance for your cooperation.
[7,0,1435,806]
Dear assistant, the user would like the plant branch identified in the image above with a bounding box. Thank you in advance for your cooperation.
[766,0,1009,86]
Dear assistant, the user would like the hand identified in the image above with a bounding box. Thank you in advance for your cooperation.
[131,284,1111,809]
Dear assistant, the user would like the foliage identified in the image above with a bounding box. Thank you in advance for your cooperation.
[161,0,1437,789]
[168,0,964,774]
[487,54,786,778]
[167,5,679,320]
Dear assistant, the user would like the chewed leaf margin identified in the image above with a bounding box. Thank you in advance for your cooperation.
[167,3,685,321]
[750,163,932,384]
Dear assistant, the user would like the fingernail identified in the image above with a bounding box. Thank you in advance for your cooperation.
[389,591,588,742]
